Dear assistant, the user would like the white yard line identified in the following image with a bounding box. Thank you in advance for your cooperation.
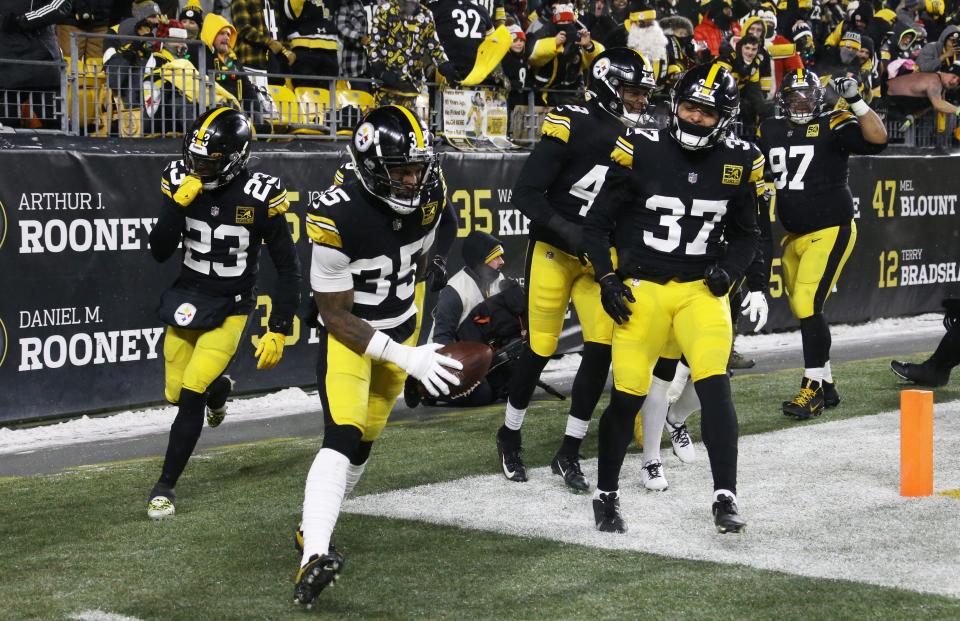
[68,611,145,621]
[346,401,960,598]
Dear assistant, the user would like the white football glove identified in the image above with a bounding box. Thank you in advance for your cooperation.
[833,76,859,101]
[394,343,463,397]
[740,290,769,332]
[666,362,691,404]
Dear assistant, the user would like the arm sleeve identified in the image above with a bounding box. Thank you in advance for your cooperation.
[367,5,389,64]
[18,0,72,29]
[745,186,773,292]
[915,42,942,73]
[583,164,631,280]
[718,184,759,283]
[263,215,303,333]
[511,134,569,227]
[832,113,888,154]
[432,195,458,259]
[430,287,463,345]
[425,15,450,66]
[148,204,185,263]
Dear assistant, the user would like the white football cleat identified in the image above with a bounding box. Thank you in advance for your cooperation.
[666,419,697,463]
[640,459,668,491]
[147,495,175,520]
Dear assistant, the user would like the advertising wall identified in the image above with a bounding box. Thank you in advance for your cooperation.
[0,149,956,422]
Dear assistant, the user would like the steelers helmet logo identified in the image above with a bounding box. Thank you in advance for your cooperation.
[174,303,197,326]
[0,316,6,369]
[593,57,611,79]
[354,122,375,152]
[0,200,6,250]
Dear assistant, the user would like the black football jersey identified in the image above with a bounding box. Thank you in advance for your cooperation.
[306,179,446,330]
[513,100,628,255]
[758,109,886,234]
[157,161,298,314]
[586,128,764,281]
[429,0,494,77]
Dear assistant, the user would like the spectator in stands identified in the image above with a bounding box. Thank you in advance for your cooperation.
[660,15,696,86]
[582,0,619,46]
[792,20,816,67]
[0,0,72,129]
[920,0,947,42]
[105,11,159,137]
[917,24,958,72]
[694,0,740,59]
[57,0,113,60]
[430,0,498,85]
[605,2,670,84]
[178,2,203,39]
[335,0,370,90]
[368,0,458,107]
[717,34,770,127]
[502,21,530,110]
[282,0,339,88]
[231,0,295,77]
[199,13,256,106]
[525,0,604,104]
[886,63,960,126]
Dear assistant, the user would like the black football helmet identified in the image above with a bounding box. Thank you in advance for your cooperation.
[588,47,657,127]
[777,68,825,125]
[349,105,441,215]
[668,63,740,150]
[183,107,252,189]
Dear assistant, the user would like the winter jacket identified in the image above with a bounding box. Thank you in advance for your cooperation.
[916,24,958,72]
[0,0,71,89]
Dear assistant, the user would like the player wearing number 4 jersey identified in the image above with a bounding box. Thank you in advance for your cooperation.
[294,106,462,607]
[495,48,657,492]
[147,107,302,521]
[758,69,886,420]
[584,63,762,534]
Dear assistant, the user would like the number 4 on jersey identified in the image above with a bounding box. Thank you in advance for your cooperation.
[570,164,609,216]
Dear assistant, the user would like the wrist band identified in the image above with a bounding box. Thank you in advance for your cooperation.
[849,98,869,116]
[364,330,391,360]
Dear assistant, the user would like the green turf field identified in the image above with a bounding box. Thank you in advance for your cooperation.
[2,356,959,621]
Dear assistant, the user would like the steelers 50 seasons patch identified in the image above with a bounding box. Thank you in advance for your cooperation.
[236,206,254,224]
[722,164,743,185]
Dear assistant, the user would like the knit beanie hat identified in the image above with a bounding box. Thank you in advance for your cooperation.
[132,1,162,20]
[462,231,504,268]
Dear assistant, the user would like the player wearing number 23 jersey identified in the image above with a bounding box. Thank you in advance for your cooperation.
[584,63,761,535]
[758,68,886,420]
[146,107,301,521]
[495,48,658,493]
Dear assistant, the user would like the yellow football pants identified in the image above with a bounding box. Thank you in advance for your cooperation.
[781,222,856,319]
[163,315,248,403]
[526,240,614,357]
[612,279,731,396]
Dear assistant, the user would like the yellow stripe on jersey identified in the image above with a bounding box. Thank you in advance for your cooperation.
[334,170,345,185]
[391,105,424,148]
[750,155,765,194]
[161,183,172,198]
[267,190,289,217]
[541,113,571,143]
[305,214,343,248]
[611,136,634,169]
[829,111,856,131]
[194,107,231,146]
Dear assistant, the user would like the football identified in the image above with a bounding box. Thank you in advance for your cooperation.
[420,341,493,399]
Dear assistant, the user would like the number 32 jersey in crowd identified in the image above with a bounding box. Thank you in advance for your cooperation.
[156,160,300,316]
[758,109,886,234]
[306,180,446,333]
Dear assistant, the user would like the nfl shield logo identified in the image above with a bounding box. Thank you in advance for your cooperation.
[210,206,220,217]
[688,172,698,184]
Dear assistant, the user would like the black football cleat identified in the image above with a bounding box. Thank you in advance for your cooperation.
[593,491,627,533]
[294,548,344,607]
[890,360,950,387]
[712,493,747,534]
[822,380,841,408]
[782,378,824,420]
[551,452,590,492]
[205,375,235,428]
[496,428,527,482]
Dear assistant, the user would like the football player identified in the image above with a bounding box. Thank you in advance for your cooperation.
[147,107,302,520]
[294,106,462,606]
[758,69,887,420]
[494,48,657,492]
[583,63,763,534]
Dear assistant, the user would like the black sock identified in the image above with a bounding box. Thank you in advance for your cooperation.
[505,344,551,410]
[695,375,738,494]
[158,388,206,488]
[800,314,830,369]
[596,389,644,491]
[559,343,611,455]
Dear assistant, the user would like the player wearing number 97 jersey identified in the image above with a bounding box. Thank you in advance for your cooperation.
[146,107,302,521]
[584,63,761,534]
[758,68,886,420]
[495,48,657,493]
[294,106,463,607]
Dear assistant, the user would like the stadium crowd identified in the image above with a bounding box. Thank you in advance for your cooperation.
[2,0,960,141]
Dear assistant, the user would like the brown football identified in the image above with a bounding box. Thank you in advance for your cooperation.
[419,341,493,399]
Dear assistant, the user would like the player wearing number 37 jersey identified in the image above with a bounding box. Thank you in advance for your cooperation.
[495,48,658,493]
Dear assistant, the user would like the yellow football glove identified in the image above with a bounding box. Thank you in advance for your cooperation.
[255,331,286,370]
[173,175,203,207]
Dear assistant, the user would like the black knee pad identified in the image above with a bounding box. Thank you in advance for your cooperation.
[652,356,680,382]
[321,422,363,459]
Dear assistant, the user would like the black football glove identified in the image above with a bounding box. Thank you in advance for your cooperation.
[425,255,448,292]
[704,265,732,297]
[547,215,587,264]
[598,273,634,325]
[438,61,460,84]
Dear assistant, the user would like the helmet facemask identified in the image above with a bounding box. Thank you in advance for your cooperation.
[352,146,441,215]
[590,53,657,127]
[777,83,823,125]
[184,140,249,190]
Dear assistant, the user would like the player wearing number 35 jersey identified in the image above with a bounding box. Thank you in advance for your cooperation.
[294,106,462,607]
[146,107,302,521]
[758,68,886,420]
[584,63,762,535]
[495,48,657,493]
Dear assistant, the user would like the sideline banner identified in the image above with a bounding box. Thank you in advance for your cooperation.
[0,149,957,423]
